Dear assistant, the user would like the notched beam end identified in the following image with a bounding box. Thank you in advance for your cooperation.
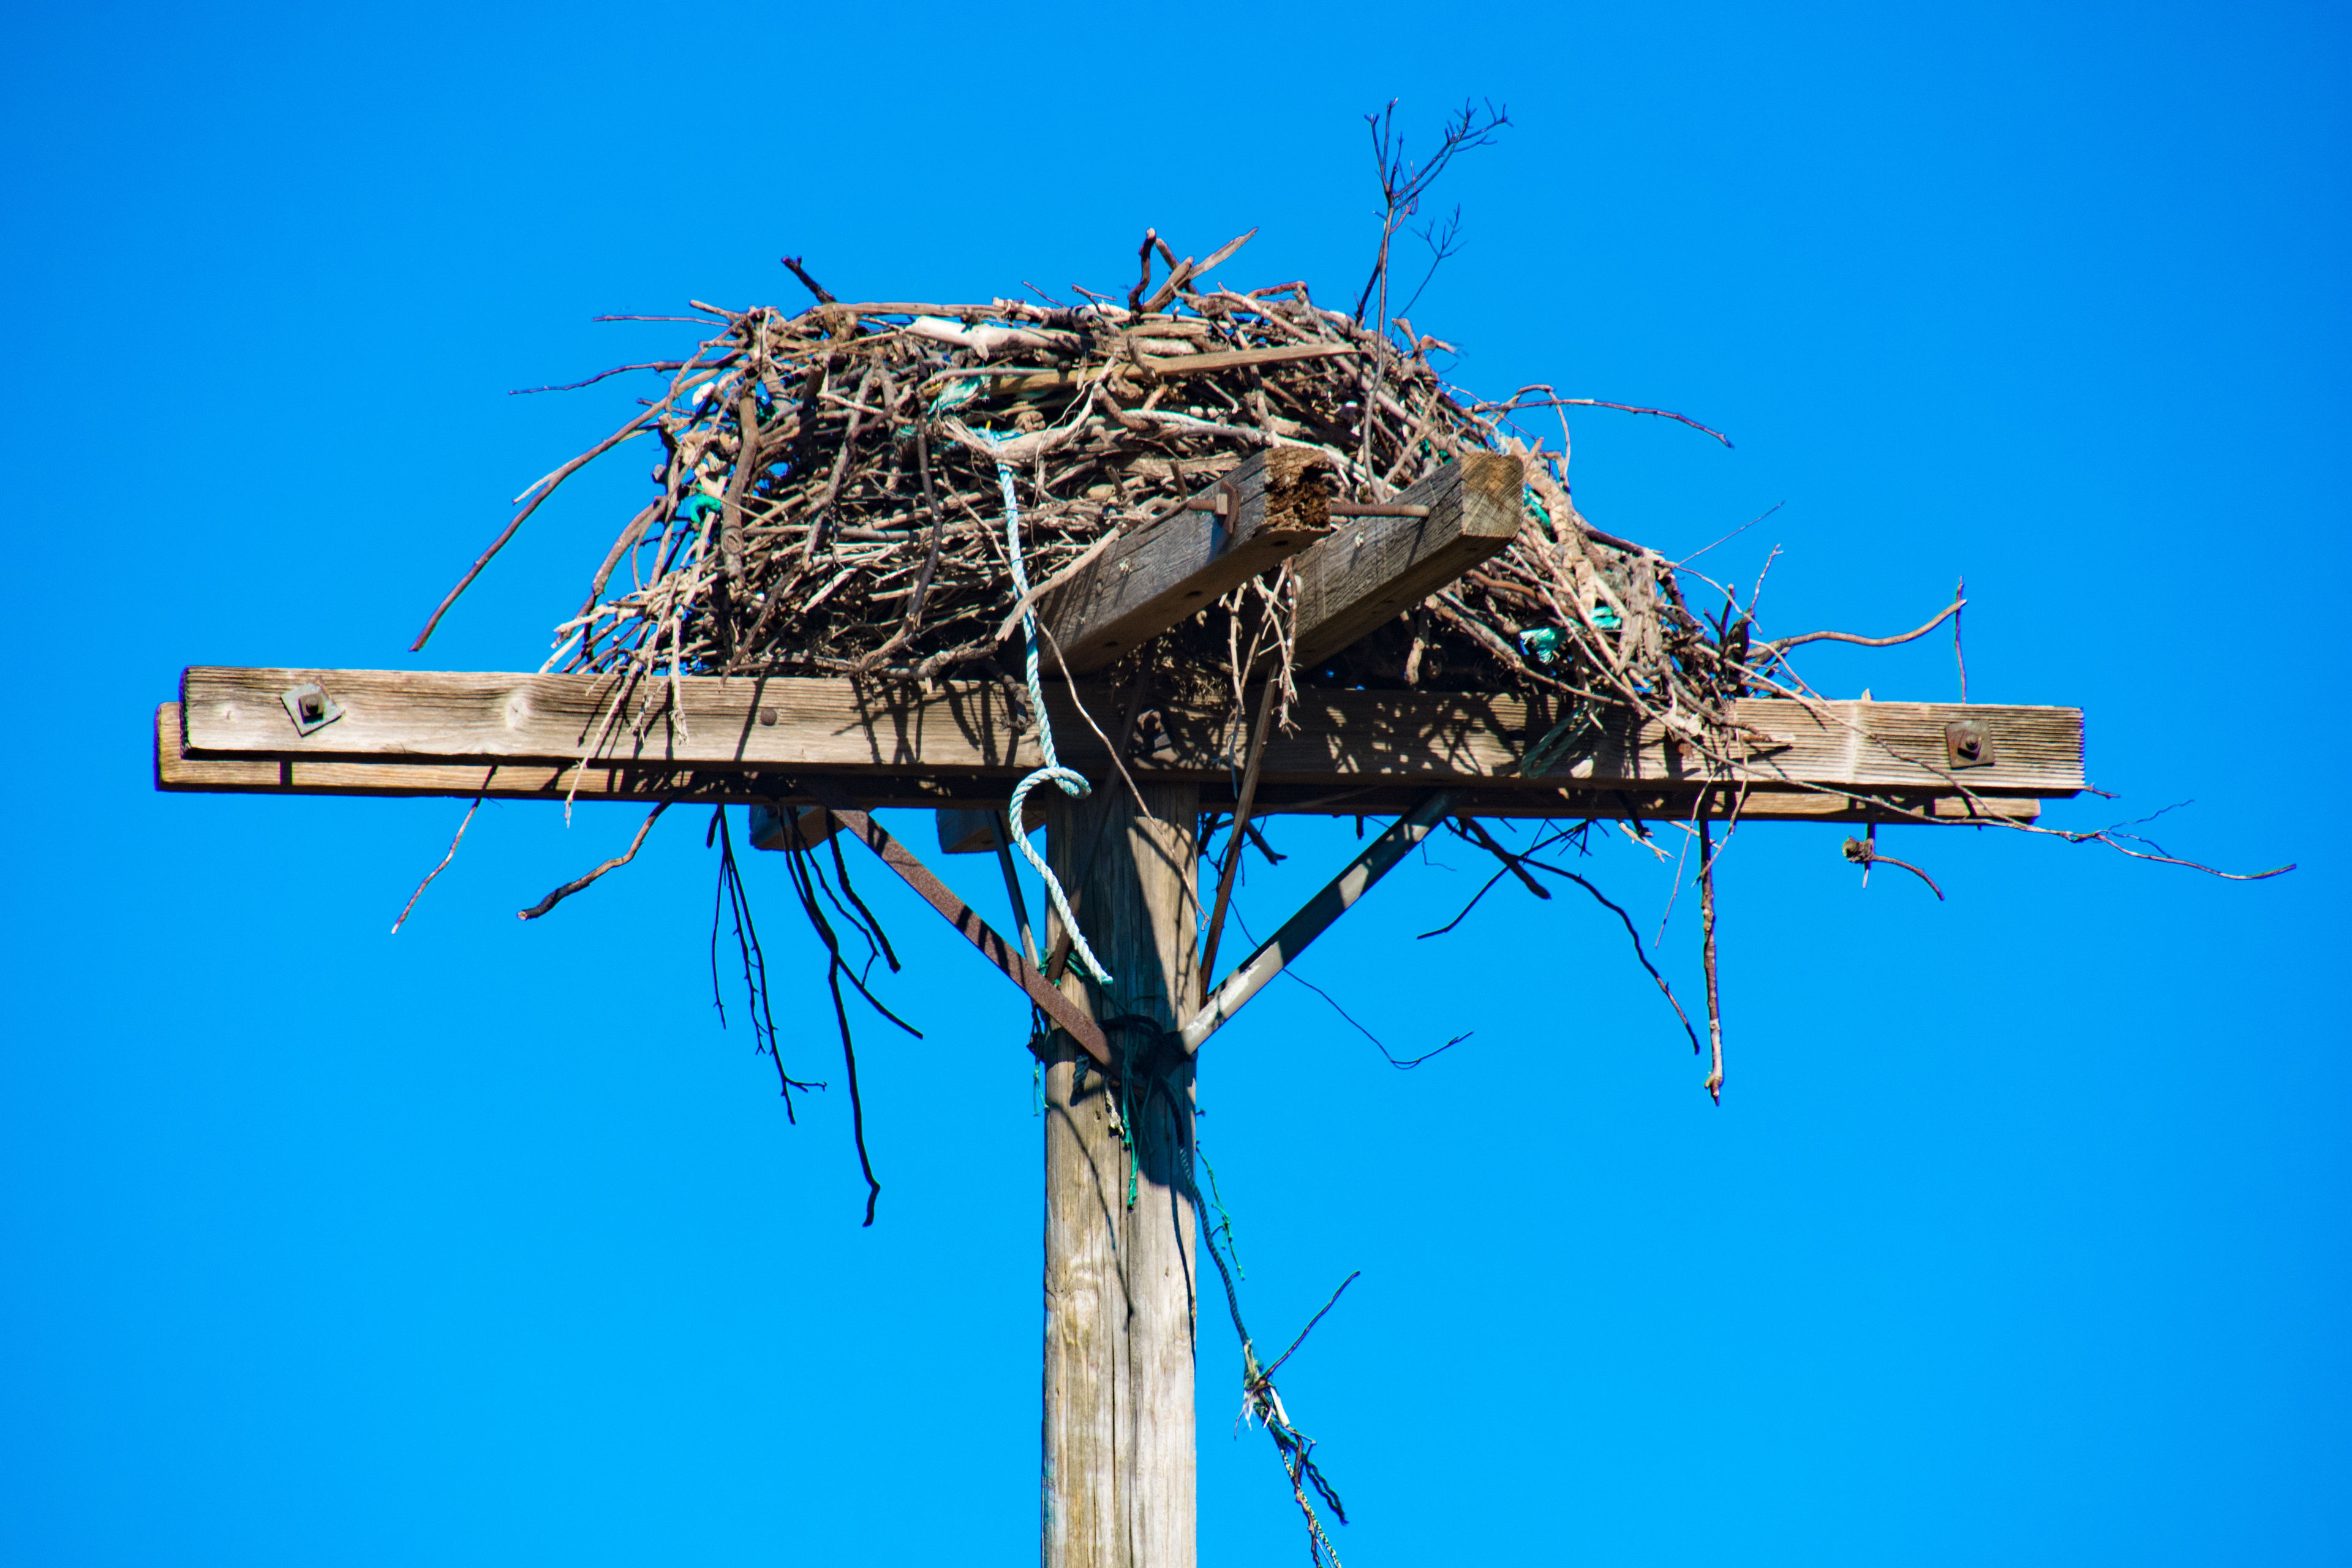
[1040,449,1341,674]
[1290,451,1525,672]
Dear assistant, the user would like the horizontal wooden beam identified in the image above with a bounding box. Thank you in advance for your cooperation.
[176,668,2082,801]
[157,704,2046,823]
[155,702,2045,824]
[1036,450,1333,674]
[1289,451,1525,672]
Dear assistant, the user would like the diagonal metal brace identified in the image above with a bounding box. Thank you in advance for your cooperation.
[1178,790,1455,1054]
[766,781,1113,1068]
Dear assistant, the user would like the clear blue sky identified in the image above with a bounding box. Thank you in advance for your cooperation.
[4,2,2346,1563]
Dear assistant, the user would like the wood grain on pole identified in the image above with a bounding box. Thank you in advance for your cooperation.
[1042,782,1198,1568]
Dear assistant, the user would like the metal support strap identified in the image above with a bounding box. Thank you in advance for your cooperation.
[755,786,1113,1067]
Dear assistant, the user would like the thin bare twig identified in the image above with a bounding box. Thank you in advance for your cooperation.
[1477,395,1734,448]
[1698,798,1724,1103]
[1842,835,1946,900]
[780,255,837,304]
[517,802,668,920]
[1766,595,1963,653]
[391,796,482,933]
[1260,1271,1363,1384]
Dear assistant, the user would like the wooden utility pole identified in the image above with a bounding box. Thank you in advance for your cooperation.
[1042,783,1199,1568]
[152,453,2091,1562]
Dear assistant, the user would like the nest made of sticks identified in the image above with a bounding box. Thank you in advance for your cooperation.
[439,233,1776,761]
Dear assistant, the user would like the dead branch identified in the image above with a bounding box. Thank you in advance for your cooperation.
[517,802,668,919]
[391,796,482,933]
[780,255,837,304]
[1766,595,1964,653]
[1842,834,1946,900]
[1698,801,1724,1103]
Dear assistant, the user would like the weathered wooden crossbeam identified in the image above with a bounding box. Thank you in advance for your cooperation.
[1036,449,1335,674]
[158,692,2071,826]
[167,669,2083,812]
[1036,450,1524,676]
[154,712,2043,826]
[152,668,2087,1061]
[1290,451,1526,671]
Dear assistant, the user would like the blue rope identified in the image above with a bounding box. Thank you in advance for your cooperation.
[990,452,1114,987]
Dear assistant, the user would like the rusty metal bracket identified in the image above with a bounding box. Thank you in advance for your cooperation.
[1945,718,1996,769]
[764,782,1113,1068]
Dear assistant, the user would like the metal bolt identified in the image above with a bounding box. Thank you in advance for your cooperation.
[279,681,343,736]
[760,707,778,726]
[1943,719,1995,769]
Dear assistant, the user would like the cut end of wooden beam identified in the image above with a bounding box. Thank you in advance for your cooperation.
[1037,451,1340,675]
[1289,451,1525,673]
[748,802,839,850]
[935,801,1049,854]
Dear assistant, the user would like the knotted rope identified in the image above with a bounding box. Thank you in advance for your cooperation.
[992,452,1114,987]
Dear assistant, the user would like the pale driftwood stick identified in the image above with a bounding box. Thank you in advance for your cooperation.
[1136,342,1360,377]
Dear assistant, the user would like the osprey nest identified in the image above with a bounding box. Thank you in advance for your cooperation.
[424,230,1771,775]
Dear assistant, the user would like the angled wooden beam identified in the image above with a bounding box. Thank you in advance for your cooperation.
[1289,450,1525,672]
[1035,448,1335,674]
[747,802,840,850]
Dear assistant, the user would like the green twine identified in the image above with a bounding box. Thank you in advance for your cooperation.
[1197,1141,1246,1281]
[1120,1036,1139,1211]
